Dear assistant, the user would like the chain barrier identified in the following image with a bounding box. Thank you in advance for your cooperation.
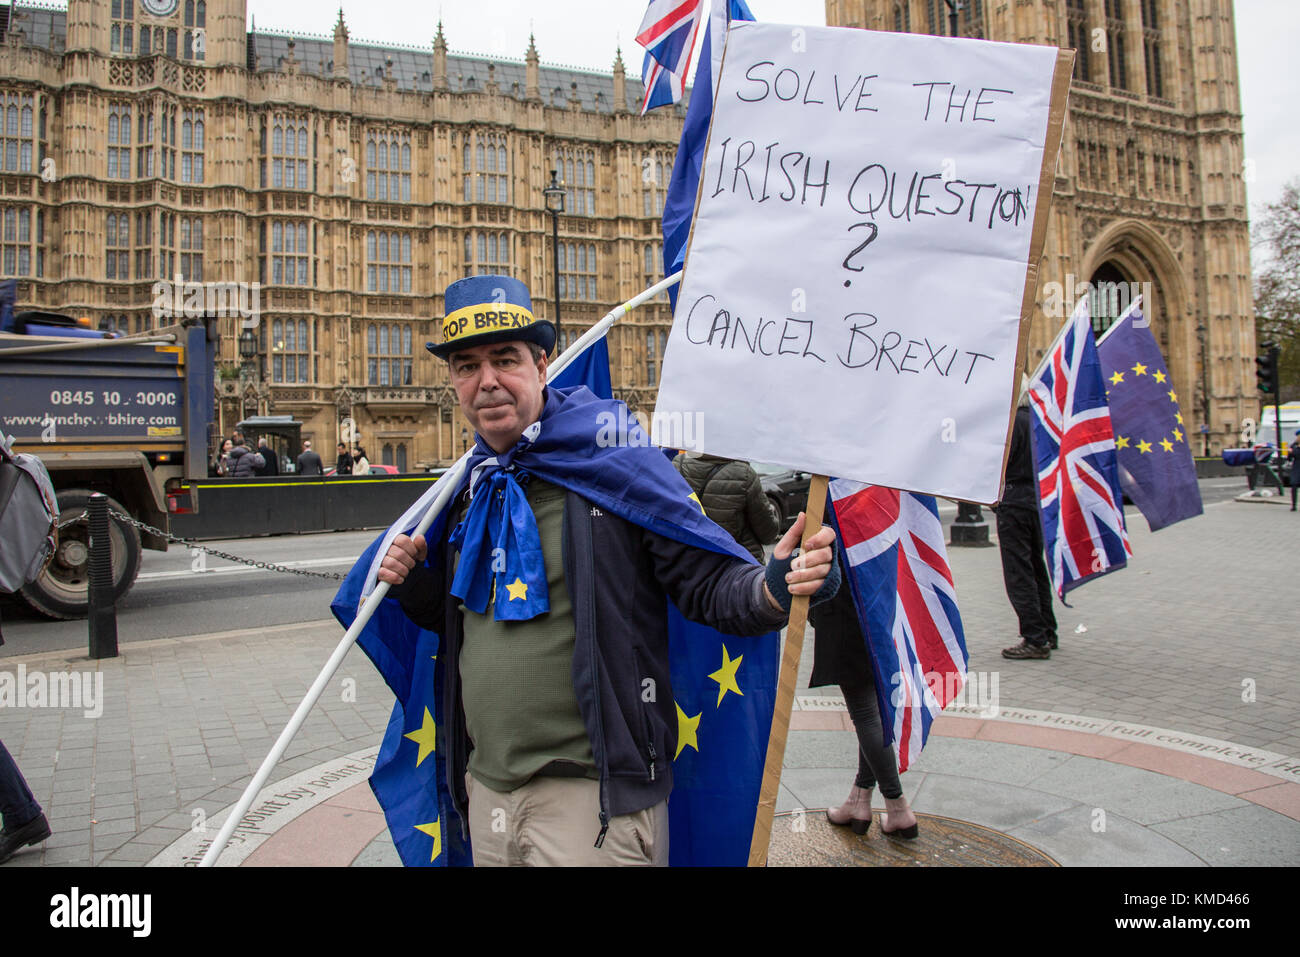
[57,508,345,581]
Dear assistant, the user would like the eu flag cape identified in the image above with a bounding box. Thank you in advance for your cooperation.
[331,384,779,866]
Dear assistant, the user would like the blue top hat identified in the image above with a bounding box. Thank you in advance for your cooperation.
[427,274,556,360]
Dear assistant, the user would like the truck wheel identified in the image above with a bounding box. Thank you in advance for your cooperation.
[19,489,142,620]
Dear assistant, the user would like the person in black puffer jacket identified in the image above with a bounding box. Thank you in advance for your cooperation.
[673,453,781,562]
[227,438,264,478]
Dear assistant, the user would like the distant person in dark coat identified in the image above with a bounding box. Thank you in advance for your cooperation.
[296,440,324,476]
[227,436,264,478]
[255,438,279,476]
[999,384,1057,660]
[1290,429,1300,512]
[334,443,352,475]
[673,453,781,562]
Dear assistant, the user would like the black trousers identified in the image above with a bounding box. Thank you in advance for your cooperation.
[840,676,903,799]
[996,505,1057,646]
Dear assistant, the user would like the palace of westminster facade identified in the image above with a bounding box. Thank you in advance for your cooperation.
[1,0,1256,468]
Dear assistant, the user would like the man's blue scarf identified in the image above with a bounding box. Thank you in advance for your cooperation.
[449,387,755,618]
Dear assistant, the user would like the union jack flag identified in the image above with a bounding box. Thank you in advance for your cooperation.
[828,480,968,773]
[636,0,706,114]
[1028,297,1132,598]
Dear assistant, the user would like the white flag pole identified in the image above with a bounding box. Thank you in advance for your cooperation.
[199,270,682,866]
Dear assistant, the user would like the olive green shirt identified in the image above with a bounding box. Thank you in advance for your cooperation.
[457,477,597,792]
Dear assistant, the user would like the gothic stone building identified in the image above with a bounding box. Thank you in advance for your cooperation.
[0,0,682,469]
[828,0,1257,453]
[1,0,1257,466]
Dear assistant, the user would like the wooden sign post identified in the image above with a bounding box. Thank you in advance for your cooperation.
[748,474,828,867]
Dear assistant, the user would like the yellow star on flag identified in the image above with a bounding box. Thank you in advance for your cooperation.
[1167,389,1177,402]
[1115,435,1130,449]
[506,577,528,601]
[687,491,706,515]
[1175,412,1184,425]
[1131,362,1148,376]
[1137,439,1153,454]
[707,645,744,707]
[1172,428,1183,442]
[1160,438,1174,452]
[675,702,701,759]
[1109,371,1125,386]
[1153,369,1167,384]
[414,819,442,863]
[403,707,437,767]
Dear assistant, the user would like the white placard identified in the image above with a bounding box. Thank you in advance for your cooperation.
[653,21,1063,503]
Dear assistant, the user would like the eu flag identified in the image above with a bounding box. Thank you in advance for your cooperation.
[1096,302,1204,531]
[332,347,778,865]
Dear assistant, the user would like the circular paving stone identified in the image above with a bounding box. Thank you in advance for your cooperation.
[767,810,1058,866]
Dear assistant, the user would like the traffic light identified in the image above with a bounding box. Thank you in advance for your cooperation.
[1256,345,1280,396]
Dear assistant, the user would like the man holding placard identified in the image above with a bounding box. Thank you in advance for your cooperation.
[373,275,840,866]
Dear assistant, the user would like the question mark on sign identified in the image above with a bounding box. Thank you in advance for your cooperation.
[841,222,879,287]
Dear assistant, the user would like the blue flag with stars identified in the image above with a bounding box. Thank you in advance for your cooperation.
[1097,302,1203,531]
[332,382,778,866]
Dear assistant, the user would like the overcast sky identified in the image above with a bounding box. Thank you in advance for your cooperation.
[240,1,1295,227]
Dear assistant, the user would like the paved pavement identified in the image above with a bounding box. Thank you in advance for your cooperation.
[1,492,1297,867]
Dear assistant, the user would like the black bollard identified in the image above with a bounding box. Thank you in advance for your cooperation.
[949,501,993,547]
[87,492,119,658]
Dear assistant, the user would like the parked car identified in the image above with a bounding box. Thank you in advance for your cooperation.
[753,462,812,530]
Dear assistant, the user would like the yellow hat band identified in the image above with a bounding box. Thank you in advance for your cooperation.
[441,303,536,345]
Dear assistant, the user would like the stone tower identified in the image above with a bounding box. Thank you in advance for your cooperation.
[825,0,1256,454]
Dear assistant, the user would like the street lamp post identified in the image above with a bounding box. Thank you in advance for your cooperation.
[544,169,566,353]
[238,327,258,418]
[943,0,963,36]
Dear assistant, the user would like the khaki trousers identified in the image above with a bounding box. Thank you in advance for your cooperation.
[466,773,668,867]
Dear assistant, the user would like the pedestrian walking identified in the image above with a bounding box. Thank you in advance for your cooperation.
[1289,429,1299,512]
[335,442,353,475]
[227,435,264,478]
[296,440,324,476]
[673,453,781,562]
[255,437,280,476]
[999,385,1058,660]
[212,437,233,477]
[809,582,919,839]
